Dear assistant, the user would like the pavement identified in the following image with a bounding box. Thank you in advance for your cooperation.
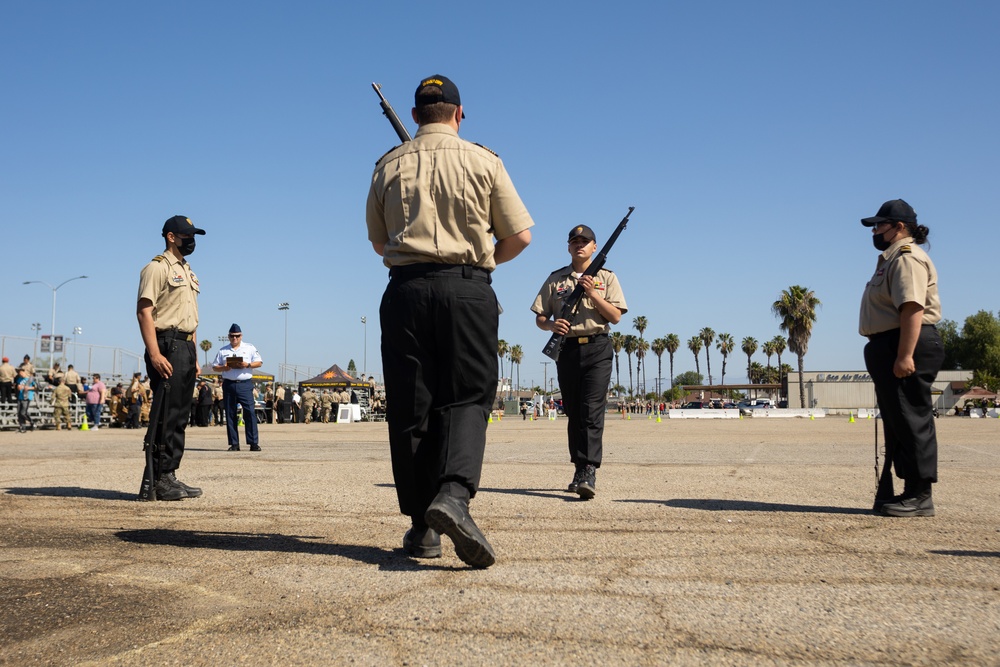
[2,415,1000,666]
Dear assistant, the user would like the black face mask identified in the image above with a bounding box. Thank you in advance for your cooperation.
[178,237,196,256]
[872,233,891,252]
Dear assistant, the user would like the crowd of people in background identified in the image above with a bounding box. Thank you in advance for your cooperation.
[1,354,385,431]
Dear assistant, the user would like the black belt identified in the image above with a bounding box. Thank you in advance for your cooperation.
[224,378,252,383]
[867,323,936,342]
[156,329,194,342]
[563,333,608,346]
[389,263,492,284]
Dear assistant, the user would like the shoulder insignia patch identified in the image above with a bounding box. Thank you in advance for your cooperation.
[151,254,165,263]
[375,144,402,167]
[474,142,499,157]
[899,245,912,254]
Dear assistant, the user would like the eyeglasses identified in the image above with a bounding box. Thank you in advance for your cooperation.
[229,334,241,339]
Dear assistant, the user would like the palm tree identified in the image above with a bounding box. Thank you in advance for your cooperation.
[749,361,765,384]
[199,339,213,366]
[609,332,625,392]
[651,337,667,396]
[509,344,523,399]
[716,333,735,385]
[623,334,638,396]
[665,333,680,390]
[741,336,758,385]
[772,286,821,408]
[636,337,650,397]
[771,335,787,387]
[687,335,702,378]
[699,327,716,384]
[497,339,509,395]
[762,339,776,371]
[632,316,648,395]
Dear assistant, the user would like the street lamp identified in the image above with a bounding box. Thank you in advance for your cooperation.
[30,322,41,359]
[23,275,88,367]
[278,302,290,383]
[361,316,367,378]
[73,326,82,366]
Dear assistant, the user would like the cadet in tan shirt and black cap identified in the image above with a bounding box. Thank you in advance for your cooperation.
[367,73,533,568]
[859,199,943,517]
[136,214,206,501]
[532,224,628,499]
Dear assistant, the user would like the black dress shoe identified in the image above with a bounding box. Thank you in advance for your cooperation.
[567,465,586,493]
[249,445,261,451]
[227,445,240,451]
[425,494,495,568]
[403,524,442,558]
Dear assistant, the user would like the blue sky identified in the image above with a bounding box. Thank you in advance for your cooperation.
[3,1,998,389]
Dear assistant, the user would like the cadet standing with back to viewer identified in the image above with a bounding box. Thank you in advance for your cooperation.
[532,224,628,499]
[859,199,944,517]
[136,215,205,501]
[366,74,533,567]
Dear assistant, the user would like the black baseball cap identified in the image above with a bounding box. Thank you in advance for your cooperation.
[415,74,465,119]
[568,224,596,243]
[861,199,917,227]
[162,215,206,236]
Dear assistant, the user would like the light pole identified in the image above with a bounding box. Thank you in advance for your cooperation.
[73,326,82,366]
[30,322,41,360]
[361,316,367,378]
[278,302,290,384]
[23,275,88,368]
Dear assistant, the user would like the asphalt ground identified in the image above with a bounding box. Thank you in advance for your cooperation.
[2,415,999,666]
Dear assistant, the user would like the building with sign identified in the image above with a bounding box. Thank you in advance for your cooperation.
[784,369,972,413]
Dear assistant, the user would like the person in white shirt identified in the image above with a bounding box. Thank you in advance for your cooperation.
[211,323,263,451]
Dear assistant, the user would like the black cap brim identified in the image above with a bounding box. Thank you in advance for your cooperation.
[860,216,885,227]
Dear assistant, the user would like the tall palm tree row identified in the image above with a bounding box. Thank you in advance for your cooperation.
[716,332,734,385]
[772,285,821,408]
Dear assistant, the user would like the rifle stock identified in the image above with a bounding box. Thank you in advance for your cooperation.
[138,379,169,501]
[542,206,634,361]
[371,82,412,143]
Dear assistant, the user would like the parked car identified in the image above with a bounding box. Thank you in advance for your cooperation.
[680,401,704,409]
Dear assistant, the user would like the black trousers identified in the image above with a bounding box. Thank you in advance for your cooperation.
[864,325,944,483]
[556,335,613,468]
[0,381,13,403]
[380,265,498,520]
[145,334,196,476]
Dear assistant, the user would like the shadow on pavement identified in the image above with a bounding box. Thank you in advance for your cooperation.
[480,487,578,502]
[4,486,135,501]
[929,550,1000,558]
[115,528,456,570]
[620,498,872,515]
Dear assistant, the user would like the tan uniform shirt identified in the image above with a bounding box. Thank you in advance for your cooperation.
[859,236,941,336]
[0,362,15,383]
[531,267,628,336]
[137,252,201,332]
[52,384,72,407]
[65,369,81,386]
[366,123,534,271]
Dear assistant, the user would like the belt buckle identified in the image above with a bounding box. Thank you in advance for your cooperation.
[578,336,589,344]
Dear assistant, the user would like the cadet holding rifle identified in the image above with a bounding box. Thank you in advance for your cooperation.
[531,223,628,499]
